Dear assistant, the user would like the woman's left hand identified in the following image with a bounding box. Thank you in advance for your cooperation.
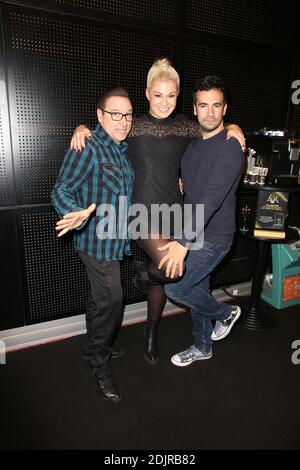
[226,124,246,152]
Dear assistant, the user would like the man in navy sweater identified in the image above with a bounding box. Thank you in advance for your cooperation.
[159,76,244,366]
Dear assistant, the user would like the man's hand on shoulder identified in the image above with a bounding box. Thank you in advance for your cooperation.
[70,125,91,151]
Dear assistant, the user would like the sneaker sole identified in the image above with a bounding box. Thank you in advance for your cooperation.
[212,307,241,341]
[171,353,212,367]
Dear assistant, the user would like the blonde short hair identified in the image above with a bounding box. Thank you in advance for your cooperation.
[146,58,180,91]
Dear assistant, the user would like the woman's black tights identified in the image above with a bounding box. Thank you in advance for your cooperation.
[136,238,183,323]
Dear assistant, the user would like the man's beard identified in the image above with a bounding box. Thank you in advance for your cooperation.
[199,120,221,134]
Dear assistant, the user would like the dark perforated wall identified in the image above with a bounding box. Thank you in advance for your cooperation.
[0,104,9,202]
[51,0,177,25]
[5,6,175,204]
[186,0,297,48]
[182,43,291,129]
[17,208,89,323]
[0,0,298,328]
[15,207,148,324]
[0,21,13,206]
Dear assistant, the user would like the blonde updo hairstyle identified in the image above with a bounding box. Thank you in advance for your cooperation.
[146,58,180,92]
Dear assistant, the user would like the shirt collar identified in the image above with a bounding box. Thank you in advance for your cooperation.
[94,123,128,151]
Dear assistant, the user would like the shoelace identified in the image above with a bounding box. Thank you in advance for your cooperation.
[222,310,236,326]
[181,346,196,359]
[214,321,224,334]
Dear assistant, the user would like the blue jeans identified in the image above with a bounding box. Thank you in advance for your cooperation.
[165,241,232,353]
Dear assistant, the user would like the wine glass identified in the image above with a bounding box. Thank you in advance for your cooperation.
[240,205,251,232]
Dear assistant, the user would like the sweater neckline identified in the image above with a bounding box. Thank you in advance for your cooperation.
[200,128,227,143]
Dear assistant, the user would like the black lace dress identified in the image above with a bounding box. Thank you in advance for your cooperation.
[128,113,200,235]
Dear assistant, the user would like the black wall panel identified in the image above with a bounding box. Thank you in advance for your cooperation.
[182,42,292,130]
[13,0,177,28]
[15,208,149,324]
[287,193,300,227]
[50,0,176,24]
[0,0,299,328]
[0,86,10,204]
[0,210,24,329]
[15,207,88,324]
[186,0,297,49]
[211,189,258,289]
[3,4,175,204]
[0,20,14,206]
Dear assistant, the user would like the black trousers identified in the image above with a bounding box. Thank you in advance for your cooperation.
[78,251,123,379]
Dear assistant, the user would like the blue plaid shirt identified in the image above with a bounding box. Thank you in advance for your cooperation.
[51,124,134,260]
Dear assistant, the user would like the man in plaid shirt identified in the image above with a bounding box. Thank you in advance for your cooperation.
[51,87,134,403]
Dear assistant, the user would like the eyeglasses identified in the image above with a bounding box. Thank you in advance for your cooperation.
[100,108,133,122]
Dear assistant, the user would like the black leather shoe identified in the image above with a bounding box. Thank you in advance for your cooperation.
[111,348,125,359]
[98,374,121,403]
[144,322,159,365]
[82,348,124,361]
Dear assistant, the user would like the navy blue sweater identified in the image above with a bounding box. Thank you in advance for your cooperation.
[180,129,244,246]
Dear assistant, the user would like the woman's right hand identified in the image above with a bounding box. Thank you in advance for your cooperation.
[55,203,96,237]
[70,125,91,151]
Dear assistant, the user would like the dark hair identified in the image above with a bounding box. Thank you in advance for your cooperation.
[97,86,130,109]
[193,75,228,104]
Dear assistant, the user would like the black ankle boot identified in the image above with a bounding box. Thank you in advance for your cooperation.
[144,320,159,365]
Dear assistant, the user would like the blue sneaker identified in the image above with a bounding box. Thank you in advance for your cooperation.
[171,345,212,367]
[211,305,241,341]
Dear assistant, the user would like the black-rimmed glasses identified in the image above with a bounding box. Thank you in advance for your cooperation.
[100,108,133,122]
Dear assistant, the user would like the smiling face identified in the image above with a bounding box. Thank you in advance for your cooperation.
[146,79,178,119]
[193,88,227,138]
[97,96,133,144]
